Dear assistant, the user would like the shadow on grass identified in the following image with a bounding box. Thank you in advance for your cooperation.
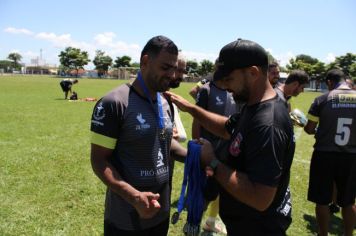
[171,198,179,208]
[303,213,343,235]
[200,231,215,236]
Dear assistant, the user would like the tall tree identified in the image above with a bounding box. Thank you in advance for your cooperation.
[93,50,113,77]
[198,59,214,76]
[186,60,199,76]
[349,63,356,78]
[131,62,140,68]
[7,52,22,69]
[326,53,356,77]
[114,55,131,68]
[286,54,325,80]
[58,47,90,77]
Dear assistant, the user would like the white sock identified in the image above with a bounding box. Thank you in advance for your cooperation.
[206,217,216,225]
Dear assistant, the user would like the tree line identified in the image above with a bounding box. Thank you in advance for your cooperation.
[1,47,355,81]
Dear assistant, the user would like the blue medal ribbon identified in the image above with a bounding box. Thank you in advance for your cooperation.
[137,71,165,130]
[173,141,207,232]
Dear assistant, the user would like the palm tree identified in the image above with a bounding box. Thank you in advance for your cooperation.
[7,53,22,68]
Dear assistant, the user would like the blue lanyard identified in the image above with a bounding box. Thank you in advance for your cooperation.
[137,71,165,129]
[174,141,206,227]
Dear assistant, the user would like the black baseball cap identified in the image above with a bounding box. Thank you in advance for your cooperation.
[214,39,269,81]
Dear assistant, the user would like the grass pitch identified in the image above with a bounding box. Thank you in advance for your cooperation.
[0,75,346,235]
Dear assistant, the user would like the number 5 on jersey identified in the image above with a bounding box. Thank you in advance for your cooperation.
[335,118,353,146]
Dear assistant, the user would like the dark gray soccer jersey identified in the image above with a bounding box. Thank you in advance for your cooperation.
[196,82,237,149]
[307,84,356,153]
[90,83,174,230]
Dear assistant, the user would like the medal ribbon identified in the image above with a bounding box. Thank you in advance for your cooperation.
[137,71,165,130]
[172,141,207,232]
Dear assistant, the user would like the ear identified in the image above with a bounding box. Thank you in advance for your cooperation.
[141,55,149,71]
[291,81,299,89]
[326,80,333,89]
[249,66,261,80]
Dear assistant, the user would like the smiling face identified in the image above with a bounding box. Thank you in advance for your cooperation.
[268,66,280,86]
[220,68,251,102]
[141,50,178,93]
[169,58,186,89]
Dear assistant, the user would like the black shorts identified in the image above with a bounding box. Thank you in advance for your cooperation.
[308,150,356,207]
[104,218,169,236]
[60,81,71,92]
[222,215,290,236]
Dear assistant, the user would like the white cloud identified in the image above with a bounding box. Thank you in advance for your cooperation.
[22,50,39,58]
[94,32,116,45]
[274,51,295,67]
[4,27,33,35]
[35,32,73,48]
[266,48,273,54]
[181,50,217,63]
[325,53,336,63]
[9,49,21,53]
[3,27,220,66]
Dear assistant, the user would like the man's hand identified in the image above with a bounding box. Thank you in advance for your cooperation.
[132,192,161,219]
[172,127,179,140]
[164,91,194,113]
[196,138,215,168]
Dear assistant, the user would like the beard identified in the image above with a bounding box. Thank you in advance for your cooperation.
[233,83,249,103]
[169,80,180,88]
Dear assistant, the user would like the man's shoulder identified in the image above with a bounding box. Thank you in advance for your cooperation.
[248,97,290,126]
[101,83,131,103]
[200,82,211,92]
[274,87,286,102]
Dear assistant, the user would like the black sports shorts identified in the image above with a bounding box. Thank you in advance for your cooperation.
[60,81,70,92]
[308,150,355,207]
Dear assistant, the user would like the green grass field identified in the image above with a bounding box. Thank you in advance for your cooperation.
[0,75,346,235]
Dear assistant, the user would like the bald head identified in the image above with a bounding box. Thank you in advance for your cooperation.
[169,52,187,88]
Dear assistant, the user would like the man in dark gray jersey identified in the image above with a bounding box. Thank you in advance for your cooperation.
[304,69,356,236]
[90,35,178,236]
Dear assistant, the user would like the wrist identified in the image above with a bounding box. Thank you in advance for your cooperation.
[207,158,220,176]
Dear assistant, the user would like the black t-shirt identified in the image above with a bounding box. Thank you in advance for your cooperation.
[220,95,295,233]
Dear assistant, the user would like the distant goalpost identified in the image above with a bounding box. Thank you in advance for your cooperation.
[111,67,140,80]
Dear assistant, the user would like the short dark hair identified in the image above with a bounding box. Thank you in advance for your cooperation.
[285,70,309,85]
[268,62,279,71]
[325,69,345,83]
[140,35,178,63]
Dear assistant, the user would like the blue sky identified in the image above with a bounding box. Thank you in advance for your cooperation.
[0,0,355,68]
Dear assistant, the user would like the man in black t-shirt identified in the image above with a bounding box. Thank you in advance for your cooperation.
[304,69,356,236]
[166,39,295,235]
[193,80,237,234]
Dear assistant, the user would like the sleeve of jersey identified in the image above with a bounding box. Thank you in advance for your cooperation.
[225,113,241,135]
[90,98,122,149]
[307,97,321,123]
[196,87,209,109]
[244,126,288,187]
